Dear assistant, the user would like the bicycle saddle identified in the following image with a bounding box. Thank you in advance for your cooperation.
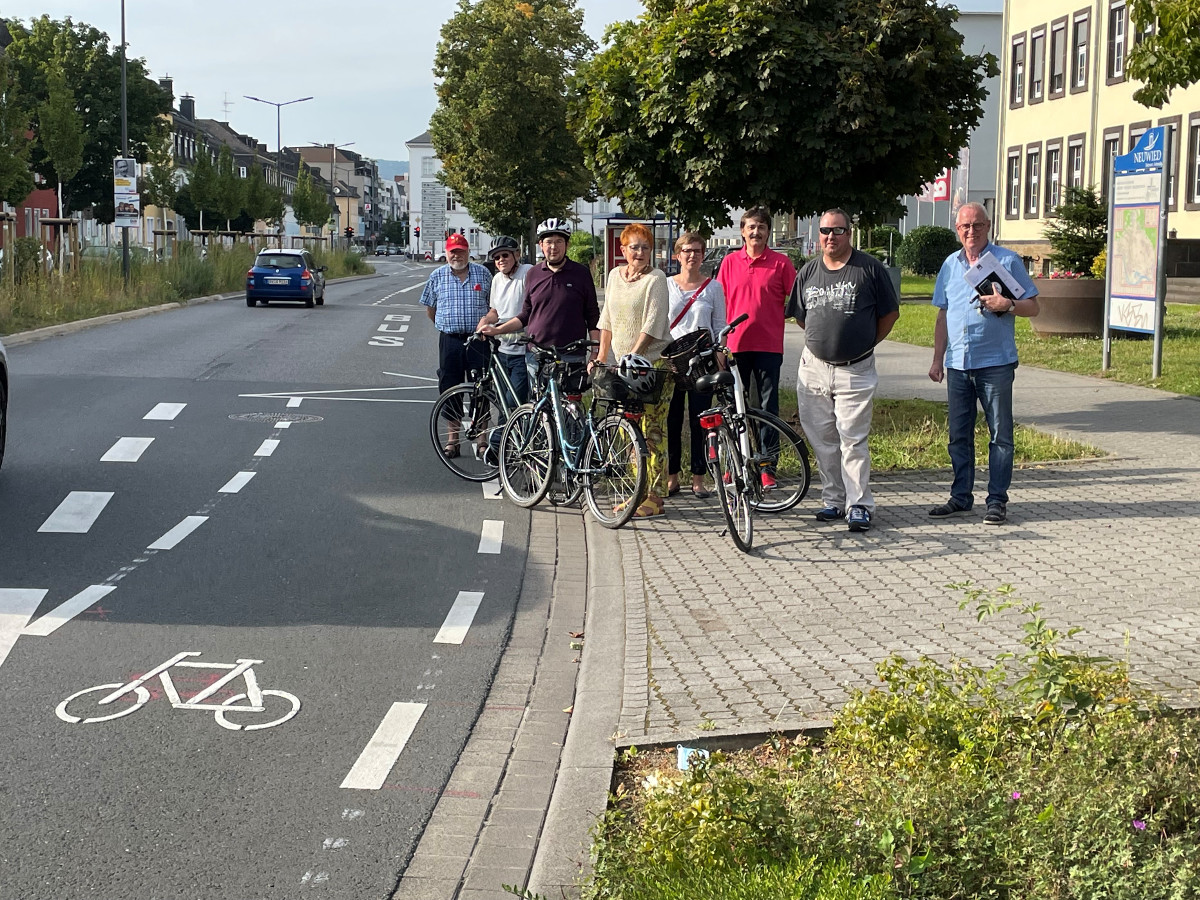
[695,371,735,392]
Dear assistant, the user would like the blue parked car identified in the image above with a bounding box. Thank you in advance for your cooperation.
[245,249,327,308]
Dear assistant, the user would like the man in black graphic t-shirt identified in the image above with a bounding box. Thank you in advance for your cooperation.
[790,209,899,533]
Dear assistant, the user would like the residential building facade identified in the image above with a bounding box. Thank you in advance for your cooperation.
[995,0,1200,270]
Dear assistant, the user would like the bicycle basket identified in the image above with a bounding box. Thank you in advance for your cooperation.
[661,329,717,390]
[592,364,669,404]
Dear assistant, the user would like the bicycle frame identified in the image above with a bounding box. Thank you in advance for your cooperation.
[529,357,606,477]
[98,651,269,712]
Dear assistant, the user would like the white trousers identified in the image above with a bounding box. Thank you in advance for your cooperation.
[796,347,879,512]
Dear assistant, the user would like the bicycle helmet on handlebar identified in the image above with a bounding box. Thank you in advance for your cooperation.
[616,353,656,395]
[536,218,573,241]
[487,235,521,260]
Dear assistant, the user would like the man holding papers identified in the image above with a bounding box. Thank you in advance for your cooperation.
[928,202,1040,525]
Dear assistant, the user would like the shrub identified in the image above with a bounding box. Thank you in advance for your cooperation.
[864,225,903,264]
[777,247,808,269]
[895,226,959,275]
[1044,186,1106,275]
[568,230,601,267]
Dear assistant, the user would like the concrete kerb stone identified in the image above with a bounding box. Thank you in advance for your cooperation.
[0,271,387,346]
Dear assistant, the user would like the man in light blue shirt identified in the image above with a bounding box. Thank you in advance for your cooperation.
[928,202,1040,525]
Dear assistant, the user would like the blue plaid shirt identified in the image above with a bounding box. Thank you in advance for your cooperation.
[420,263,492,335]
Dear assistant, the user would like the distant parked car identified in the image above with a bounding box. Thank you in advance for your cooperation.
[245,249,326,308]
[374,246,387,256]
[0,334,7,472]
[79,244,153,264]
[699,246,732,278]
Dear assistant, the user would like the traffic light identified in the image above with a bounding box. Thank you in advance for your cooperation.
[344,226,354,240]
[414,226,420,240]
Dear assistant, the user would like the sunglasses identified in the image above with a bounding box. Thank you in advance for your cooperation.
[819,226,849,236]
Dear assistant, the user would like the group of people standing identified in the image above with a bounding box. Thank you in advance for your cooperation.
[420,199,1040,531]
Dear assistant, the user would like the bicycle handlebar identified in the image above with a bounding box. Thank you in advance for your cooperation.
[717,313,749,346]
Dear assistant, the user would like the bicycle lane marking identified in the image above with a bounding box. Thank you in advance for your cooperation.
[1,590,48,667]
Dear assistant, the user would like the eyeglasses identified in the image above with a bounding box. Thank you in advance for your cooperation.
[678,248,705,256]
[819,226,849,236]
[625,244,651,252]
[957,222,989,232]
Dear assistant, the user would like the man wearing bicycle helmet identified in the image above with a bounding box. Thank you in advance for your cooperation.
[421,232,493,398]
[481,218,599,360]
[476,236,534,403]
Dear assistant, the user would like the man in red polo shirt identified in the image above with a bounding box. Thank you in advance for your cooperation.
[716,207,797,490]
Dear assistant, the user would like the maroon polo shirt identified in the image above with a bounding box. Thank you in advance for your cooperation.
[517,258,600,348]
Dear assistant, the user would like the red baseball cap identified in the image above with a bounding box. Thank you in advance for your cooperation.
[446,234,469,251]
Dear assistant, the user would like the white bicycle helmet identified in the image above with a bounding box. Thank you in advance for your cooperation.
[536,217,573,241]
[616,353,656,395]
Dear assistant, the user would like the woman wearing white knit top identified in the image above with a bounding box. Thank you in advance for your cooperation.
[665,232,727,499]
[596,223,674,518]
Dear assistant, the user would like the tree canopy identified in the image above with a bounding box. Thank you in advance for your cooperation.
[0,54,36,208]
[570,0,997,230]
[36,66,84,213]
[4,15,171,220]
[291,164,330,230]
[1127,0,1200,107]
[429,0,595,249]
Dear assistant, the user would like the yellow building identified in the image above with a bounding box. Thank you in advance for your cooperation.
[995,0,1200,278]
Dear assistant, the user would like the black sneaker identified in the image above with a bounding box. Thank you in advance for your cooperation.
[847,505,872,532]
[929,499,973,517]
[983,503,1007,525]
[814,505,844,522]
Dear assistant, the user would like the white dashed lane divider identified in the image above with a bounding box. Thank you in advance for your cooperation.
[101,437,155,463]
[339,702,427,790]
[255,439,280,457]
[38,491,114,534]
[478,520,503,554]
[219,471,256,494]
[482,479,502,500]
[148,516,208,551]
[144,402,186,421]
[434,591,485,645]
[23,584,117,637]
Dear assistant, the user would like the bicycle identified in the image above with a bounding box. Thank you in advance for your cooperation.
[55,652,301,732]
[665,314,811,552]
[429,333,529,482]
[497,339,652,528]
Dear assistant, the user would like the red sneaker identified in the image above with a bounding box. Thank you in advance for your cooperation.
[761,472,777,492]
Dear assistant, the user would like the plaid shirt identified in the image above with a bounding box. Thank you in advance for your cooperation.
[420,263,492,334]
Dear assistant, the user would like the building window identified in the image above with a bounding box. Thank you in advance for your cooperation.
[1030,30,1046,101]
[1187,121,1200,207]
[1006,152,1021,218]
[1161,119,1180,210]
[1050,22,1067,95]
[1068,137,1085,188]
[421,157,439,178]
[1025,148,1041,216]
[1045,146,1062,213]
[1010,37,1026,106]
[1129,125,1147,152]
[1108,2,1126,82]
[238,166,247,179]
[1102,131,1122,198]
[446,192,459,212]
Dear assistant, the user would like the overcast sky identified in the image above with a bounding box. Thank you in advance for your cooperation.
[3,1,1000,163]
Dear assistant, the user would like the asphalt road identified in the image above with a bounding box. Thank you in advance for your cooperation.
[0,258,531,899]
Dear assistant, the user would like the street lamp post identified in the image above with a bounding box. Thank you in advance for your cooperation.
[120,0,129,285]
[243,94,313,191]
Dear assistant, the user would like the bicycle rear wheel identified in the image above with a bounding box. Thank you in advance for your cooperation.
[499,404,555,507]
[745,410,811,513]
[429,383,502,482]
[583,415,648,528]
[712,425,753,552]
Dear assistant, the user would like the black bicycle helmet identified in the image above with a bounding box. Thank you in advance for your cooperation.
[488,235,521,260]
[536,217,572,241]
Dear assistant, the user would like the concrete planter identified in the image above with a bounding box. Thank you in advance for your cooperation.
[1029,277,1105,338]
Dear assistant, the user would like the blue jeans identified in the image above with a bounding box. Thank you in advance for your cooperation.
[733,350,782,462]
[947,363,1016,508]
[497,351,530,406]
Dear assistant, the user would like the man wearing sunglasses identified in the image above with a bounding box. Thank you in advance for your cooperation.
[790,209,900,533]
[928,202,1039,526]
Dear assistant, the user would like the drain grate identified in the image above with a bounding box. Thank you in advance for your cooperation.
[229,412,324,424]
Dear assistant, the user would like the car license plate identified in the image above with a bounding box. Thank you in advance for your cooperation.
[267,278,289,285]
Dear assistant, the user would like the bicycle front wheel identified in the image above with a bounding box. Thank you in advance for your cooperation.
[583,415,648,528]
[429,383,502,482]
[745,410,811,513]
[712,426,753,552]
[498,404,555,508]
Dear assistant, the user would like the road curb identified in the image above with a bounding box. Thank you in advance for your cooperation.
[1,271,387,347]
[527,514,626,899]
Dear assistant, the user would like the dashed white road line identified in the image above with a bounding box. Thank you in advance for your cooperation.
[0,589,47,668]
[255,439,280,457]
[219,471,257,494]
[274,420,291,429]
[101,437,154,463]
[399,282,425,293]
[23,584,117,637]
[340,702,427,790]
[144,403,186,421]
[478,520,504,554]
[433,591,485,645]
[39,492,114,533]
[286,397,303,408]
[482,479,503,500]
[148,515,208,551]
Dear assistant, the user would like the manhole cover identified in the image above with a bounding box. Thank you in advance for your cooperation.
[228,412,324,424]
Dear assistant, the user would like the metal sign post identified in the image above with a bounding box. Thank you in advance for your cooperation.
[1102,126,1170,378]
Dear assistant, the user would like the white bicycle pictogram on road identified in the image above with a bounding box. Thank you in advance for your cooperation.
[56,652,301,731]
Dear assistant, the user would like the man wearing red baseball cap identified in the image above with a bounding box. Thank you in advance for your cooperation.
[421,234,493,446]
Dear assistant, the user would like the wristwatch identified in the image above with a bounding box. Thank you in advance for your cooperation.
[1005,298,1017,314]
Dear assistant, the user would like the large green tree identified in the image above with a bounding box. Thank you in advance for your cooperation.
[291,164,330,230]
[139,124,178,233]
[430,0,595,250]
[36,66,84,215]
[570,0,997,230]
[0,54,35,208]
[1127,0,1200,107]
[243,164,285,231]
[184,146,218,231]
[4,15,171,220]
[213,145,244,231]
